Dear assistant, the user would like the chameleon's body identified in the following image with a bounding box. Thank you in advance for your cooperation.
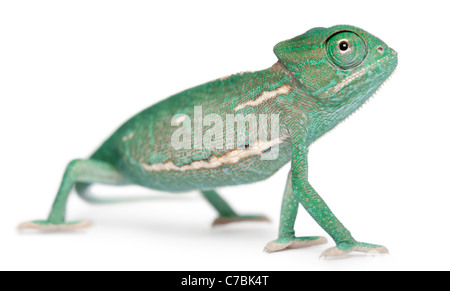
[21,25,398,257]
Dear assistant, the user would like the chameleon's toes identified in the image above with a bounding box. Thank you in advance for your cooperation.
[320,246,350,257]
[212,215,270,227]
[18,220,91,231]
[264,236,327,253]
[320,241,389,258]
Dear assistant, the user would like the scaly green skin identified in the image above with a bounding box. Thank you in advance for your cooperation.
[20,25,397,258]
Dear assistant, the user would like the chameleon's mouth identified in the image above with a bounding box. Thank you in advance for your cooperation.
[328,50,398,94]
[364,50,398,103]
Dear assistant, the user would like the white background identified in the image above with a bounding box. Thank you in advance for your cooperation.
[1,0,449,271]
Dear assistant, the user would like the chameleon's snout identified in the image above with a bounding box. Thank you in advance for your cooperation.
[376,44,397,56]
[373,40,397,61]
[384,47,398,73]
[371,41,398,77]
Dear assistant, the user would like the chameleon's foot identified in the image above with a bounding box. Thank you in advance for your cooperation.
[320,241,389,258]
[212,215,270,226]
[18,220,91,231]
[264,236,328,253]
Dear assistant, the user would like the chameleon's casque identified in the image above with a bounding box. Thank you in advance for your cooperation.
[20,25,398,258]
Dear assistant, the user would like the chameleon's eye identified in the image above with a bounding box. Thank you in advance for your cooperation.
[339,40,349,52]
[326,31,367,70]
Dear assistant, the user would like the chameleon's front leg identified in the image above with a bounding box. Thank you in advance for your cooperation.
[268,138,388,257]
[264,170,327,252]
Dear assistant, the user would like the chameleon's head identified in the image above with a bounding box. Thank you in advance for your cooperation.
[275,25,397,112]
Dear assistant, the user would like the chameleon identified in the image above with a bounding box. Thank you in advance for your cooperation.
[20,25,398,258]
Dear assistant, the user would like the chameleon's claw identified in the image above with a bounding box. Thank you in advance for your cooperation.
[264,236,327,253]
[320,242,389,258]
[212,215,270,227]
[18,220,91,231]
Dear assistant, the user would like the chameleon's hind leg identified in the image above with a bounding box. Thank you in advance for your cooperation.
[19,159,127,231]
[264,171,327,253]
[201,190,270,226]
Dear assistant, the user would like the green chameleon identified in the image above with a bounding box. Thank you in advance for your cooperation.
[20,25,397,258]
